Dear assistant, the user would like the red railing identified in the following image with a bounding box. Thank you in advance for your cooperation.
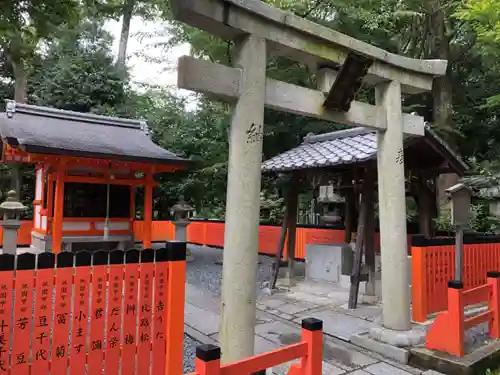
[425,273,500,356]
[187,318,323,375]
[411,235,500,322]
[8,220,417,259]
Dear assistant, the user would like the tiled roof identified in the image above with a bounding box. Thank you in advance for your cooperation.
[0,101,189,166]
[262,128,377,172]
[261,126,468,173]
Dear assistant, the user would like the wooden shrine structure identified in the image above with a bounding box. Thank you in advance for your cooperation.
[0,100,189,253]
[262,126,469,307]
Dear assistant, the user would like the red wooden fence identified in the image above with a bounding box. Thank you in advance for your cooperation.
[425,274,500,357]
[187,318,324,375]
[6,220,416,259]
[412,235,500,322]
[0,242,187,375]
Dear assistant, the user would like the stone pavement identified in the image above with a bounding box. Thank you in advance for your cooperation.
[183,281,442,375]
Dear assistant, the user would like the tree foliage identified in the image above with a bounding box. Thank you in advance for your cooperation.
[2,0,500,226]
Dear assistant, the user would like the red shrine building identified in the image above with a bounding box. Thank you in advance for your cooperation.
[0,100,189,252]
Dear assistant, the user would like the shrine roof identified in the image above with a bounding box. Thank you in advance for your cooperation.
[262,126,469,175]
[0,101,189,166]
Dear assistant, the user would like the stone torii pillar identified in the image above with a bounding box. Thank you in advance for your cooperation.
[172,0,447,360]
[218,34,267,361]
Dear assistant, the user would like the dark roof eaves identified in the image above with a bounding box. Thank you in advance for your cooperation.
[5,100,143,129]
[423,124,469,172]
[262,123,468,174]
[20,144,191,167]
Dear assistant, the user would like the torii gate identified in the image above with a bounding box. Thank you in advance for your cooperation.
[172,0,447,363]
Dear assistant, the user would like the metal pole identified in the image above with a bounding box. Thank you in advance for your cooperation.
[455,226,464,281]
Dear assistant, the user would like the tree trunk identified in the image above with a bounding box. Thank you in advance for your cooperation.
[11,58,27,103]
[10,56,26,201]
[428,1,457,205]
[116,0,135,74]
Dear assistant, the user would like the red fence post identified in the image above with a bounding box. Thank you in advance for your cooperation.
[487,271,500,339]
[301,318,323,375]
[425,280,465,356]
[445,280,465,356]
[194,344,222,375]
[165,241,187,375]
[411,246,428,322]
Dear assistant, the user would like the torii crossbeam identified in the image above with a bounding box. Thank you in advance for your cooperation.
[172,0,447,363]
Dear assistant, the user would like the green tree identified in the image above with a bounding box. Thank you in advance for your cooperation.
[0,0,82,102]
[31,20,127,114]
[456,0,500,47]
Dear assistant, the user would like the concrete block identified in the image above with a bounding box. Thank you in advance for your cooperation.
[306,243,346,283]
[351,332,409,364]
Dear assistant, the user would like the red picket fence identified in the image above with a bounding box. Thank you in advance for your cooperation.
[411,234,500,322]
[187,318,323,375]
[0,242,187,375]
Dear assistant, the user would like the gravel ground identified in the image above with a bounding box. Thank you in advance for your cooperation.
[183,334,200,373]
[182,244,276,370]
[185,244,275,296]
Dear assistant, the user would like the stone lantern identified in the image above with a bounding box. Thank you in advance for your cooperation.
[259,192,272,224]
[170,195,194,242]
[0,190,26,254]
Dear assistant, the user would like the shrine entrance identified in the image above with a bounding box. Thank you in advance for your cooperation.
[172,0,448,363]
[0,100,189,253]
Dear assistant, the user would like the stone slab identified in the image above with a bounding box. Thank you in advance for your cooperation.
[210,333,279,356]
[294,281,338,296]
[266,309,295,321]
[254,335,280,354]
[410,341,500,375]
[184,324,218,346]
[286,290,335,306]
[258,297,289,309]
[323,339,379,370]
[296,309,377,341]
[364,362,414,375]
[351,332,409,364]
[184,303,220,336]
[336,304,382,322]
[374,358,423,375]
[255,321,301,345]
[422,371,445,375]
[271,359,345,375]
[348,371,371,375]
[185,284,220,312]
[276,302,317,315]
